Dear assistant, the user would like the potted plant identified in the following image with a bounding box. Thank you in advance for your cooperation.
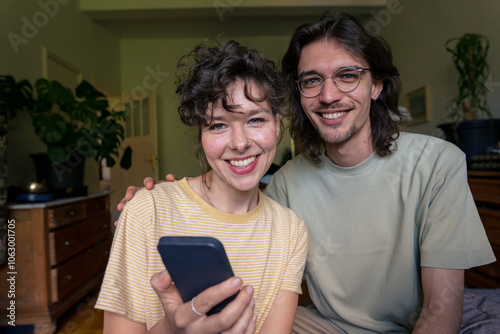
[438,33,500,162]
[0,75,132,194]
[0,75,34,264]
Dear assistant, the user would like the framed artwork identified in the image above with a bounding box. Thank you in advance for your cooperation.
[405,86,429,126]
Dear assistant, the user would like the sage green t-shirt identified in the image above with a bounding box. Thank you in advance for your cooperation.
[265,132,495,333]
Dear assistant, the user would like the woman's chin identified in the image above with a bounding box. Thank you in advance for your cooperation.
[231,179,262,193]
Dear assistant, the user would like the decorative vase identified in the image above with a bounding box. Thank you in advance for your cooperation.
[438,119,500,163]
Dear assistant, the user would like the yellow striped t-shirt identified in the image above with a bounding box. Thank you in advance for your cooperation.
[95,178,308,331]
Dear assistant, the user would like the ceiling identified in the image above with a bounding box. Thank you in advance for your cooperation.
[79,0,387,37]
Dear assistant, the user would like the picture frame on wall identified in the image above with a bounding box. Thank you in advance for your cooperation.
[405,86,429,126]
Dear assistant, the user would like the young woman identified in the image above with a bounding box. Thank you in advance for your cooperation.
[95,40,308,334]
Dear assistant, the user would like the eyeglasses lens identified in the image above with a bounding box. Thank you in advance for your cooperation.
[298,68,363,97]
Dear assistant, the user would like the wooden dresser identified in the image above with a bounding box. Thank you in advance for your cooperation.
[465,171,500,288]
[0,193,112,333]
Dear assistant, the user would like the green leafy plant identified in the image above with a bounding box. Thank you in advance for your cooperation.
[0,76,37,263]
[0,75,34,120]
[444,33,491,122]
[0,75,132,169]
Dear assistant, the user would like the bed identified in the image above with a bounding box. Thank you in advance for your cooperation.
[461,288,500,333]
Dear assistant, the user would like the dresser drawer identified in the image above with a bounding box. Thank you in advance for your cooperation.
[469,178,500,206]
[51,239,111,302]
[471,245,500,283]
[49,212,111,265]
[478,207,500,247]
[47,202,87,229]
[466,172,500,288]
[473,207,500,286]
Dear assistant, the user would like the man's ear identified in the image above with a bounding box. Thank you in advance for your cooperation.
[371,80,383,100]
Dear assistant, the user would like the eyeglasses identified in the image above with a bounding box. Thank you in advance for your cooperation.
[296,67,371,97]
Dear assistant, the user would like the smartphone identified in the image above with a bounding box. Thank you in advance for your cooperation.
[157,236,237,315]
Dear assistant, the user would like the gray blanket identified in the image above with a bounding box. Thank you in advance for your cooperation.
[461,288,500,334]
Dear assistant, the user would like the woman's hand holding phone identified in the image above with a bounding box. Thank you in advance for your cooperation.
[149,270,256,334]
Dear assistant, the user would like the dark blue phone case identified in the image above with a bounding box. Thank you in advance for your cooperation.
[157,236,237,315]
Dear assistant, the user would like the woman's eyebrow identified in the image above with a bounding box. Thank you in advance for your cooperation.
[209,105,271,119]
[247,107,272,115]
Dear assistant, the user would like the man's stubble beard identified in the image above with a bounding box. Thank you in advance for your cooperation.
[318,123,358,146]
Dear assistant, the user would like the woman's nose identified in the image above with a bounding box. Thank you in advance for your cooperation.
[230,127,250,151]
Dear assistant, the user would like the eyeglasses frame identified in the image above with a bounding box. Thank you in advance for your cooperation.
[295,67,371,97]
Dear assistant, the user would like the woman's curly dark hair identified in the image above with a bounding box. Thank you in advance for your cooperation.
[176,39,285,173]
[281,12,404,163]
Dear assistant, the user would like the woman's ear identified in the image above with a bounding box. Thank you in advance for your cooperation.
[274,114,280,137]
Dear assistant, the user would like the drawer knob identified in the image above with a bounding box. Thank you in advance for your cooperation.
[64,241,71,246]
[69,211,75,216]
[103,224,109,228]
[65,275,73,281]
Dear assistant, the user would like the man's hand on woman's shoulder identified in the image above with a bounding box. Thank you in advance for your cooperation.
[114,174,177,226]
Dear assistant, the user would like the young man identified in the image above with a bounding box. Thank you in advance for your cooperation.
[120,12,495,334]
[265,12,495,333]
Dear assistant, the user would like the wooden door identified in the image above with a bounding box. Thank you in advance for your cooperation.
[108,89,159,222]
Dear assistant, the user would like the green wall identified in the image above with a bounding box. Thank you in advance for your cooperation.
[1,0,121,190]
[379,0,500,135]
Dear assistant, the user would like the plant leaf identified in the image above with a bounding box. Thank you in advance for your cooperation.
[119,146,132,170]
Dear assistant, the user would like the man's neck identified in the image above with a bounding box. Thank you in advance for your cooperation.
[324,134,375,167]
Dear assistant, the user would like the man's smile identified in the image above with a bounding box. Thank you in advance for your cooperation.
[320,111,348,119]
